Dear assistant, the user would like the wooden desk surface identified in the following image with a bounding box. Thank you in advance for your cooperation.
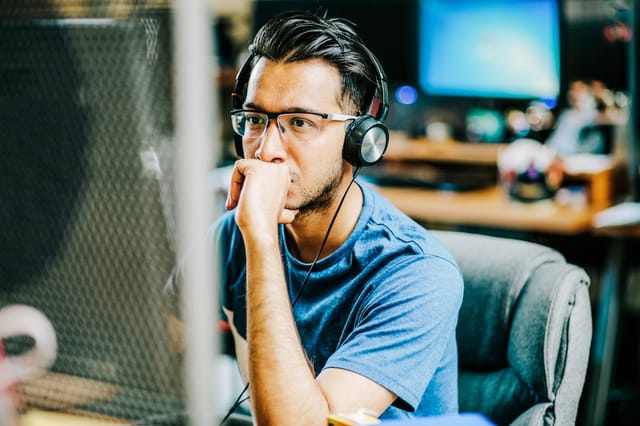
[21,409,130,425]
[376,185,601,235]
[592,224,640,238]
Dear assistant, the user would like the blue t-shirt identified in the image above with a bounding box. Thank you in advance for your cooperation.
[218,181,464,420]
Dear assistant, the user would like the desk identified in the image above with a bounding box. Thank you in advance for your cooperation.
[17,372,128,425]
[376,185,600,234]
[21,409,129,425]
[383,135,628,207]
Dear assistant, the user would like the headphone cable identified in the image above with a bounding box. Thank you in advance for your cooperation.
[219,168,361,425]
[291,167,360,306]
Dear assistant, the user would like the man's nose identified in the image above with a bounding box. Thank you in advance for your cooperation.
[255,118,286,162]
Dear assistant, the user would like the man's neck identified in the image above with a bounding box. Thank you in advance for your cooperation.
[285,182,363,263]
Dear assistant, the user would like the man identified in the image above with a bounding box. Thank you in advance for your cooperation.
[170,10,463,425]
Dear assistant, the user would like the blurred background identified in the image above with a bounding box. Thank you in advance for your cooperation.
[1,1,639,425]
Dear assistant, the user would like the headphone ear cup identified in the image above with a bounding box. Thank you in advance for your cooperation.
[343,116,389,167]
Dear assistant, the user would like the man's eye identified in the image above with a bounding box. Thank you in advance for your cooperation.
[246,114,265,125]
[288,115,316,129]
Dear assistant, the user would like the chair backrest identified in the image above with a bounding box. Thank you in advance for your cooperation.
[432,230,592,426]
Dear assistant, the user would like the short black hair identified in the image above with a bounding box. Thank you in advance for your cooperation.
[250,10,379,116]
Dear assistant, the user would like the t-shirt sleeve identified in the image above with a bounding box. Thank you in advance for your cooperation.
[322,254,463,412]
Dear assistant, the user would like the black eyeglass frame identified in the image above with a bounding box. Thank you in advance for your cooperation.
[229,108,358,139]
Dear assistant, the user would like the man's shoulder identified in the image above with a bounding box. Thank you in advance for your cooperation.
[360,182,461,274]
[362,181,421,224]
[362,183,433,245]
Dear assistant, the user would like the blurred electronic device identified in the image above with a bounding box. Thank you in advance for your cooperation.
[417,0,563,142]
[0,11,184,421]
[418,0,561,108]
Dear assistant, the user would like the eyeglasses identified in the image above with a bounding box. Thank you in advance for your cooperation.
[230,109,357,143]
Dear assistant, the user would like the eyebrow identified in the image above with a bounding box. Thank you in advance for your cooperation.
[244,102,324,115]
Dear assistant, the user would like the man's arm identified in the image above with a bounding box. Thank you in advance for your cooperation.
[225,159,397,425]
[224,301,396,426]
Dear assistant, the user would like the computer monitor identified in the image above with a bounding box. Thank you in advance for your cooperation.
[418,0,562,108]
[413,0,564,142]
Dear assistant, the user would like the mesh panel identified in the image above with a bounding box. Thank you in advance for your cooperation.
[1,3,185,422]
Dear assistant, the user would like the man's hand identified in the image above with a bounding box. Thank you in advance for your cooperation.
[225,159,299,233]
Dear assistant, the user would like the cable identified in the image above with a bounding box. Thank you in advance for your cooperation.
[219,381,250,424]
[219,168,361,425]
[291,167,360,306]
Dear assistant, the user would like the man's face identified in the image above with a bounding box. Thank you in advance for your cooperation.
[241,57,351,215]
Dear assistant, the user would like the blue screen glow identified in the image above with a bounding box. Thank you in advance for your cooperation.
[395,85,420,105]
[418,0,561,103]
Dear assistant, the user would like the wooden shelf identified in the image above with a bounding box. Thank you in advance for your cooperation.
[385,132,506,165]
[375,185,599,235]
[383,133,627,207]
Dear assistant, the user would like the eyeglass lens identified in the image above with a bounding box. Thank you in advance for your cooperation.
[231,111,326,142]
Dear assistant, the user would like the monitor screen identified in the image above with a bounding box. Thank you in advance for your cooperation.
[418,0,561,108]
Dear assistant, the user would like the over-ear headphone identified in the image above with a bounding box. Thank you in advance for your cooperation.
[231,45,390,167]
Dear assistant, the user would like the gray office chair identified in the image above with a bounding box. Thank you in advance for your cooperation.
[433,230,592,426]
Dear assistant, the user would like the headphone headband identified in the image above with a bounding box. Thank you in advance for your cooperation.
[361,45,389,122]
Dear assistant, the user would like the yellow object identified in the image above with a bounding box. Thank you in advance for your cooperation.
[20,409,130,426]
[327,409,381,425]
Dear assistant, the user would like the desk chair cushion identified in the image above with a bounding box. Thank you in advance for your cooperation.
[432,231,591,426]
